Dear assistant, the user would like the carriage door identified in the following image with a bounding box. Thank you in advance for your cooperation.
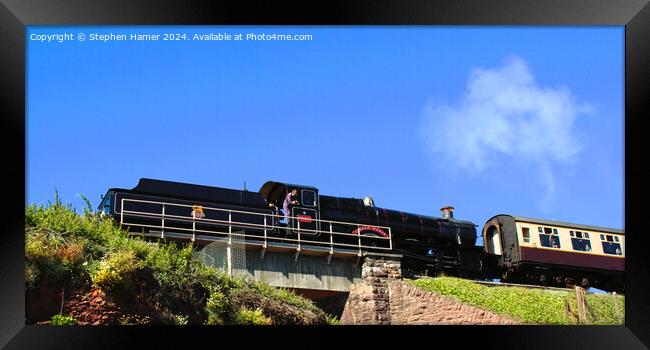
[486,226,503,255]
[291,189,319,235]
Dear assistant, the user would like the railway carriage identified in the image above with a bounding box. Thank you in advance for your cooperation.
[482,214,625,292]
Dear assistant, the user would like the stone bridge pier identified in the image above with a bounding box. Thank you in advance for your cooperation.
[340,254,402,325]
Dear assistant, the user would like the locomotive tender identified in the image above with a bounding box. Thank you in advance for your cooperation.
[98,178,625,293]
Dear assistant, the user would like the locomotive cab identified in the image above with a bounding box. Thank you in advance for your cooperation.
[259,181,321,236]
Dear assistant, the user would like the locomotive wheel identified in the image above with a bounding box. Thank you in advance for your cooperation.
[537,274,547,285]
[502,268,515,282]
[564,277,576,289]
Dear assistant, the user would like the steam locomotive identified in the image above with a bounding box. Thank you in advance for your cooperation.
[98,178,625,293]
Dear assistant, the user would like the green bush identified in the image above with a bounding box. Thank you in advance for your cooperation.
[26,199,331,325]
[325,314,340,325]
[50,314,77,326]
[235,308,272,325]
[205,290,230,325]
[91,250,143,293]
[118,314,151,325]
[25,227,89,291]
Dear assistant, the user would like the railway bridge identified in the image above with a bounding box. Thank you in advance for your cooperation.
[117,197,403,310]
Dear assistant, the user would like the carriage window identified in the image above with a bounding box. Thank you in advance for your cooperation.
[539,226,560,248]
[601,234,623,255]
[301,190,317,207]
[522,227,531,243]
[570,230,591,252]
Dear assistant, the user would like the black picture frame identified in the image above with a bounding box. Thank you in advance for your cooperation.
[2,0,648,348]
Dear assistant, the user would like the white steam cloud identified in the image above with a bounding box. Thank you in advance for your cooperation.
[420,56,591,198]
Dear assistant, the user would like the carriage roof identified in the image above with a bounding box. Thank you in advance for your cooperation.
[487,214,624,235]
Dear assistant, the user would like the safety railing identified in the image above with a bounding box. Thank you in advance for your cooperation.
[118,198,392,256]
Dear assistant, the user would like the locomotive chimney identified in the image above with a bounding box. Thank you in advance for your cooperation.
[440,206,455,220]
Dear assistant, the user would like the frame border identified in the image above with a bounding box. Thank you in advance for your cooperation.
[1,0,648,348]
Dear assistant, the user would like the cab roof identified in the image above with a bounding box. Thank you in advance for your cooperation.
[259,181,318,201]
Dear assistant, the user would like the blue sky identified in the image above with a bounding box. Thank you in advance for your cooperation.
[27,26,624,241]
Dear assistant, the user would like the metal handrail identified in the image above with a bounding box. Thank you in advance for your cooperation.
[122,221,385,250]
[119,208,390,239]
[119,197,392,253]
[119,197,393,232]
[120,198,391,239]
[120,198,390,230]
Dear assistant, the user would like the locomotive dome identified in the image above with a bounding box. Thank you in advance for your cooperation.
[440,206,455,220]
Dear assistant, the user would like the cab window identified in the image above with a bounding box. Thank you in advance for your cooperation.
[301,190,317,207]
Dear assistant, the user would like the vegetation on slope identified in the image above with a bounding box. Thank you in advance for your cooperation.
[25,198,335,325]
[408,276,624,325]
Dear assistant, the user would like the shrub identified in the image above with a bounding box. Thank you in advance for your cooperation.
[118,314,151,325]
[25,263,39,290]
[325,314,340,325]
[26,199,333,325]
[205,290,230,325]
[92,250,143,293]
[235,308,272,325]
[50,314,77,326]
[25,228,89,290]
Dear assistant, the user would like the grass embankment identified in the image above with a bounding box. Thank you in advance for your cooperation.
[26,198,336,325]
[409,276,624,325]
